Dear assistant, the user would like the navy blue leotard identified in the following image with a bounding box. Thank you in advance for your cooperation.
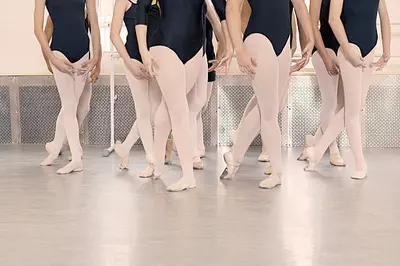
[136,0,226,64]
[124,1,160,62]
[46,0,89,63]
[244,0,291,57]
[312,0,340,55]
[341,0,379,57]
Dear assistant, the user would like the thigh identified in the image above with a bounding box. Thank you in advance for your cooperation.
[245,34,280,113]
[51,51,76,100]
[150,46,187,111]
[338,44,363,111]
[312,50,340,100]
[277,40,291,108]
[73,53,90,99]
[124,60,150,110]
[184,49,204,94]
[361,49,375,109]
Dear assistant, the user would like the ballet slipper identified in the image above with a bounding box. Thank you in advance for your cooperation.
[258,152,270,162]
[303,147,320,172]
[259,173,282,189]
[219,152,239,180]
[164,138,174,164]
[167,177,196,192]
[57,160,84,175]
[297,134,314,161]
[40,142,60,166]
[115,142,129,170]
[138,164,154,178]
[193,159,204,170]
[351,164,368,180]
[330,153,346,167]
[264,166,272,175]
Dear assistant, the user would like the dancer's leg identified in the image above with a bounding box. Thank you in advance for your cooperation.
[50,52,88,174]
[311,50,341,155]
[150,46,202,191]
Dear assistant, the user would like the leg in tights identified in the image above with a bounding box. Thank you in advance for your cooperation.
[197,82,214,156]
[45,51,89,174]
[306,45,375,179]
[232,34,290,188]
[311,50,342,157]
[150,47,203,191]
[41,74,92,165]
[187,55,208,168]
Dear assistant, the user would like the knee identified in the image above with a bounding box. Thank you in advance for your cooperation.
[344,108,361,126]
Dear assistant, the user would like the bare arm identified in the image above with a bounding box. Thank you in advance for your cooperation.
[86,0,101,61]
[205,0,225,47]
[226,0,245,53]
[42,16,54,69]
[291,0,314,48]
[34,0,56,61]
[328,0,350,51]
[310,0,329,59]
[291,12,298,56]
[110,0,133,64]
[378,0,391,58]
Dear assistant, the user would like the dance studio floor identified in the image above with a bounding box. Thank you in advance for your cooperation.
[0,145,399,266]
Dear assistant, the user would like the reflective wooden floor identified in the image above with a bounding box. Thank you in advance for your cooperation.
[0,145,399,266]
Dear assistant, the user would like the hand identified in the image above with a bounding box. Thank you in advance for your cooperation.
[343,46,366,68]
[217,46,234,75]
[50,56,74,74]
[126,59,150,80]
[78,58,97,76]
[141,50,157,77]
[90,62,101,83]
[236,48,257,76]
[290,42,313,73]
[45,59,53,74]
[322,54,340,76]
[370,54,390,71]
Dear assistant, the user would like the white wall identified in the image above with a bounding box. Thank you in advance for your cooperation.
[0,0,399,76]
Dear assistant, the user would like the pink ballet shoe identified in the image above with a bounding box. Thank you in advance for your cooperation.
[259,173,282,189]
[138,164,154,178]
[297,135,314,161]
[193,159,204,170]
[264,166,272,175]
[304,147,319,172]
[330,153,346,167]
[57,160,84,174]
[167,177,196,192]
[220,152,239,180]
[258,153,270,162]
[114,142,129,170]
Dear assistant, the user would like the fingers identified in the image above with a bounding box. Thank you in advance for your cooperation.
[251,57,257,67]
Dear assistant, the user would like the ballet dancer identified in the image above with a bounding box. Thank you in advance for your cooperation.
[136,0,229,191]
[222,0,314,189]
[110,0,162,177]
[226,2,310,177]
[230,1,300,164]
[305,0,391,179]
[35,0,101,174]
[40,10,101,165]
[296,0,345,167]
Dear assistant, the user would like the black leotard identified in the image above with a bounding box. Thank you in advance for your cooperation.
[46,0,89,63]
[244,0,291,57]
[124,1,160,62]
[136,0,226,64]
[312,0,340,55]
[341,0,379,57]
[205,20,216,82]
